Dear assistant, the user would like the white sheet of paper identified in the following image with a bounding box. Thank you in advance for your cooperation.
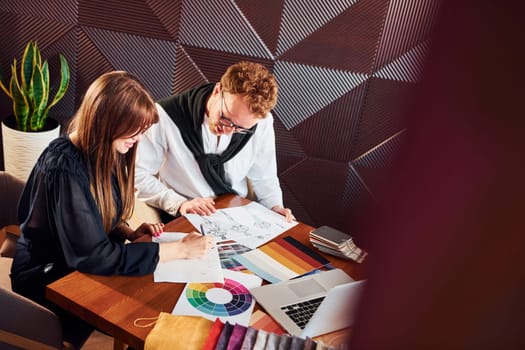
[184,201,298,248]
[172,269,262,326]
[152,232,223,283]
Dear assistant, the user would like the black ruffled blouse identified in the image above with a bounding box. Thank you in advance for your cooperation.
[10,136,159,305]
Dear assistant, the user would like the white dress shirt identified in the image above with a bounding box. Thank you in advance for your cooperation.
[135,103,284,215]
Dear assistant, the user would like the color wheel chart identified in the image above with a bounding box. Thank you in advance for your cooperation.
[173,269,262,326]
[186,278,251,316]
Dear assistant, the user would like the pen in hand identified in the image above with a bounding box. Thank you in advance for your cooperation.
[200,224,206,236]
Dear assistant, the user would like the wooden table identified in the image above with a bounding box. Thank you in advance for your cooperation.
[46,195,367,350]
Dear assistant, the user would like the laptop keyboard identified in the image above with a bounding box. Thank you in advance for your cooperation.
[280,296,325,329]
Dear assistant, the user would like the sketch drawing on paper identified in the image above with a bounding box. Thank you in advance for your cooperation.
[184,202,298,248]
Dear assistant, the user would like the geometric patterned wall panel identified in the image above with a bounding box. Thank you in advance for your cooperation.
[274,117,307,172]
[81,27,178,99]
[236,0,285,54]
[278,0,390,73]
[350,77,415,160]
[375,0,441,68]
[373,40,430,83]
[78,0,173,40]
[276,0,359,58]
[180,0,273,59]
[279,158,349,226]
[341,130,405,243]
[340,164,375,243]
[0,0,440,233]
[0,12,74,74]
[352,129,406,190]
[145,0,183,40]
[0,0,78,24]
[175,46,274,93]
[280,184,316,229]
[292,84,367,162]
[172,46,210,95]
[76,29,115,102]
[340,130,406,245]
[273,61,368,130]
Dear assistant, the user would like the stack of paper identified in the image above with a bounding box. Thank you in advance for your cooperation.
[309,225,367,263]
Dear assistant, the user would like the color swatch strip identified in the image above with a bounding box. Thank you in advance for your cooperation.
[232,236,330,283]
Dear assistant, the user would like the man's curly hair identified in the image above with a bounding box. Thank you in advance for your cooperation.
[220,61,278,118]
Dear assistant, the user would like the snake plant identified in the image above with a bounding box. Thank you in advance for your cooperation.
[0,41,70,132]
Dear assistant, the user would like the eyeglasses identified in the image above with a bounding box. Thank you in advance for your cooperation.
[218,93,254,134]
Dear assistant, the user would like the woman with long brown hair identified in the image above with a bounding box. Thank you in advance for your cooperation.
[10,71,213,346]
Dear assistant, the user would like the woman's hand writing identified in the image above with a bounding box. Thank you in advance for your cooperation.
[158,232,214,262]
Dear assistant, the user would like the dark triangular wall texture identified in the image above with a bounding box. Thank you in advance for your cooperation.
[0,0,441,244]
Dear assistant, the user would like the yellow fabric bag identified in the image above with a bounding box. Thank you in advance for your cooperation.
[143,312,214,350]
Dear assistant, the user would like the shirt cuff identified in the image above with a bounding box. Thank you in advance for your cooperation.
[164,199,187,216]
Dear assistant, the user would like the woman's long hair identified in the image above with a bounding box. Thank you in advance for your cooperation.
[68,71,158,232]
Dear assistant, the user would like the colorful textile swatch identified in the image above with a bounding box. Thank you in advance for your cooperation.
[215,321,234,350]
[289,336,305,350]
[232,236,330,283]
[264,333,281,350]
[277,334,292,350]
[202,318,225,350]
[226,323,248,350]
[253,329,269,349]
[240,326,258,349]
[303,337,317,350]
[144,313,214,350]
[198,316,341,350]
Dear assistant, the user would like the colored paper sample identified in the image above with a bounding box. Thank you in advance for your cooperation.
[232,236,330,283]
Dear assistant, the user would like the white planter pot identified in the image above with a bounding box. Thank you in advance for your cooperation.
[2,118,60,181]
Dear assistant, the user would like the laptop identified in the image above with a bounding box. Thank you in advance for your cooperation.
[249,269,366,338]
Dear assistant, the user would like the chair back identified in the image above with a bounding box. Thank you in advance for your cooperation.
[0,171,25,228]
[0,171,25,258]
[0,284,63,350]
[0,172,63,349]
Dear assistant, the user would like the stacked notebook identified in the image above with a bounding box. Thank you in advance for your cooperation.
[309,225,368,263]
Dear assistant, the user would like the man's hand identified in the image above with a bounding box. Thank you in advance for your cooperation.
[179,197,216,216]
[271,205,296,222]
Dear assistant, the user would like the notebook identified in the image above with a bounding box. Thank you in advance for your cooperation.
[249,269,366,338]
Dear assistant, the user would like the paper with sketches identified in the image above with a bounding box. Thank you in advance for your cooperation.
[152,232,223,283]
[172,269,262,326]
[184,201,298,248]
